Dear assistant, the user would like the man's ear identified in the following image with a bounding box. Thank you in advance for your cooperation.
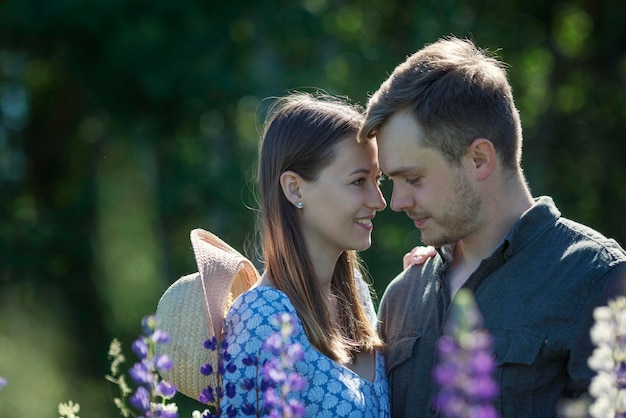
[468,138,496,181]
[279,170,304,207]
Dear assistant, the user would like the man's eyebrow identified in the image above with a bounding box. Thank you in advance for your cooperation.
[384,166,419,178]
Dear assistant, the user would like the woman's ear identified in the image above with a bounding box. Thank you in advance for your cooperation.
[468,138,496,181]
[279,170,304,207]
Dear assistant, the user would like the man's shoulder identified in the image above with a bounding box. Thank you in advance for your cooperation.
[385,265,425,291]
[381,262,438,304]
[525,196,626,264]
[554,216,626,264]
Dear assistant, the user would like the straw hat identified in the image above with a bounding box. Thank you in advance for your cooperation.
[155,228,259,401]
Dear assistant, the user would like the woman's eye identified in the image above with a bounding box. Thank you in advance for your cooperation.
[407,177,421,185]
[352,178,365,186]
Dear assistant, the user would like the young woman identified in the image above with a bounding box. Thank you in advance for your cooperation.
[221,92,390,417]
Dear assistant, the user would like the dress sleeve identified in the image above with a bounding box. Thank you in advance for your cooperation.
[220,288,295,415]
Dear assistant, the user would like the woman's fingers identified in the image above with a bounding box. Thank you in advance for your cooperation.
[403,245,437,269]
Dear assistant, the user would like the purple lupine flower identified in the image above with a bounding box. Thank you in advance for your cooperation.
[204,410,220,418]
[221,340,232,362]
[433,289,499,418]
[121,314,178,417]
[260,313,306,418]
[156,380,177,399]
[198,334,240,414]
[130,386,151,412]
[468,350,496,375]
[285,343,304,364]
[199,386,216,404]
[286,372,306,392]
[0,376,6,391]
[261,358,287,384]
[285,397,307,417]
[276,312,298,338]
[132,338,150,359]
[200,363,214,376]
[142,315,158,334]
[196,312,305,417]
[263,333,283,355]
[204,336,218,351]
[129,360,155,385]
[262,387,281,412]
[268,409,282,418]
[155,354,173,373]
[152,329,170,344]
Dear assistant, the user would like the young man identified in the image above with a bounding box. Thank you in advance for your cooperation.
[359,36,626,417]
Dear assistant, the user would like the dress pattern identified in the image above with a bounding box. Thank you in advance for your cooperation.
[222,286,390,417]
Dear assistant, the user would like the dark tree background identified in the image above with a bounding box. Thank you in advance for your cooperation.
[1,0,625,415]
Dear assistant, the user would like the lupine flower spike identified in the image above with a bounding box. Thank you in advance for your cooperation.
[433,288,499,418]
[588,296,626,418]
[261,313,306,418]
[198,335,239,417]
[196,312,306,417]
[106,314,179,418]
[54,312,308,417]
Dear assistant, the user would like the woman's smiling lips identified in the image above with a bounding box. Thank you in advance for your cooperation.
[354,215,375,230]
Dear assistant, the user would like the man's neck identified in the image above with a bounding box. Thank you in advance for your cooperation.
[450,175,534,296]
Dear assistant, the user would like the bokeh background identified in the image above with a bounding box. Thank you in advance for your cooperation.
[1,0,625,416]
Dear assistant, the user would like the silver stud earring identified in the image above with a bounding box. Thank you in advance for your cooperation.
[296,201,304,208]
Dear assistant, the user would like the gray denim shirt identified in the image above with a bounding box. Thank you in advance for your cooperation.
[378,196,626,418]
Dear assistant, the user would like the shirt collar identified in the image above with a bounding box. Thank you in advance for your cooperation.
[436,243,455,266]
[501,196,561,259]
[434,196,561,262]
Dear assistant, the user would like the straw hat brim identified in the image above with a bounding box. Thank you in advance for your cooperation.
[155,228,259,401]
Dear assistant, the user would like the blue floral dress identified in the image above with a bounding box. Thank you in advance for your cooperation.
[221,286,390,417]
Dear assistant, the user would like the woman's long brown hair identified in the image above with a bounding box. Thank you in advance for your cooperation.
[257,92,383,363]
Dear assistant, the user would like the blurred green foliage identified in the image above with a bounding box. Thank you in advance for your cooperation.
[1,0,626,415]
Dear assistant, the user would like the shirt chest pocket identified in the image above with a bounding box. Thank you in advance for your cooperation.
[385,334,422,374]
[489,328,546,416]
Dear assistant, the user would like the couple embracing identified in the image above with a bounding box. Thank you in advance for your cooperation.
[158,36,626,418]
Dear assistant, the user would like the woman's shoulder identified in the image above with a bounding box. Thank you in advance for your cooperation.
[224,286,298,334]
[223,286,304,356]
[229,285,294,314]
